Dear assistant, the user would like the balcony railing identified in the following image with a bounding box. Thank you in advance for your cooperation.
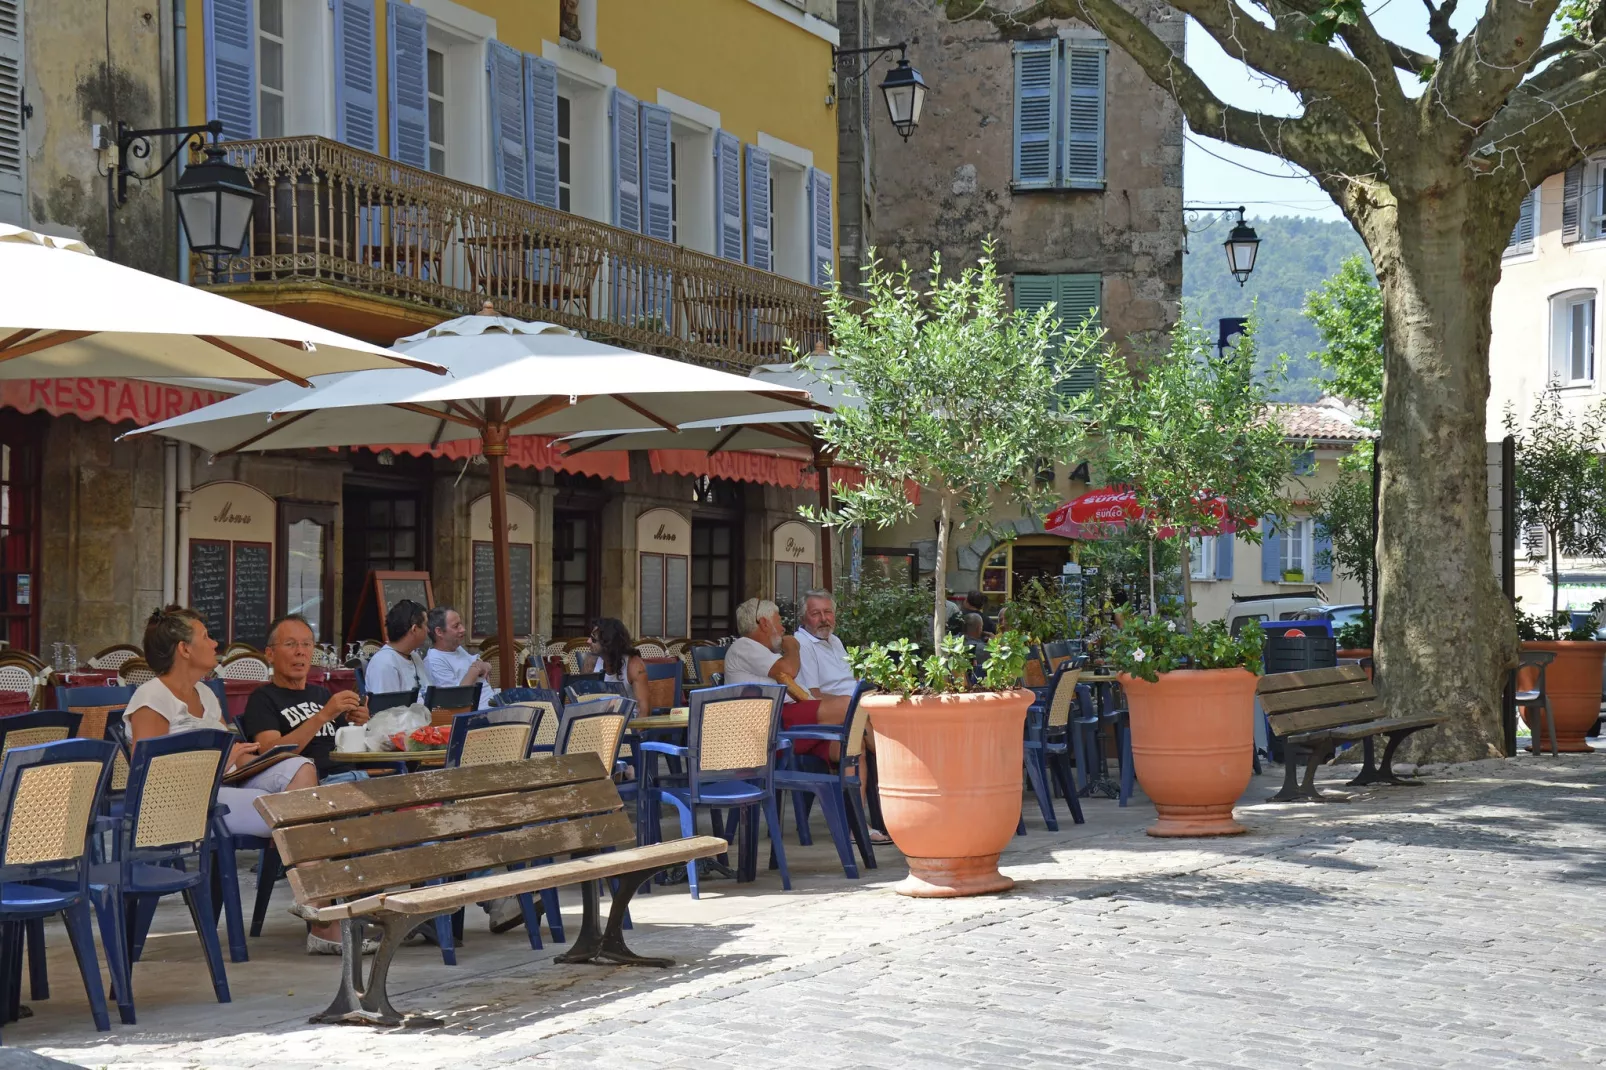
[193,136,831,370]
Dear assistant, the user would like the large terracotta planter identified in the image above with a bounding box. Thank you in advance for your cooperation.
[1121,667,1257,837]
[1519,640,1604,752]
[863,689,1031,897]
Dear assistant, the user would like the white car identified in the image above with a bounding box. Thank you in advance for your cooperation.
[1226,591,1326,637]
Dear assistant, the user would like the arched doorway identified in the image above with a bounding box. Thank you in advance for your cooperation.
[978,534,1076,609]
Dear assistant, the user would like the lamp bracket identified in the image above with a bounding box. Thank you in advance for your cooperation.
[1179,204,1246,255]
[832,42,908,84]
[115,120,224,206]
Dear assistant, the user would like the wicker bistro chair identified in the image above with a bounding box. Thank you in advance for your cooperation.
[118,658,156,688]
[0,738,117,1040]
[215,654,271,682]
[1022,663,1088,834]
[87,728,233,1025]
[87,644,143,672]
[640,683,790,900]
[0,664,42,710]
[634,642,669,660]
[774,681,878,879]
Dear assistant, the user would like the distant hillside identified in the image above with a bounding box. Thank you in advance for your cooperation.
[1181,215,1370,400]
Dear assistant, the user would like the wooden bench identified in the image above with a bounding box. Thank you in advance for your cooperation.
[253,753,728,1027]
[1258,665,1448,802]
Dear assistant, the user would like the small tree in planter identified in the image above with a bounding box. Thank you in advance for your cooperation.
[1504,389,1606,751]
[801,246,1094,896]
[1083,320,1298,836]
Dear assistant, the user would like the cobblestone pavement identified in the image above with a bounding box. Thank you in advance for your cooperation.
[18,753,1606,1068]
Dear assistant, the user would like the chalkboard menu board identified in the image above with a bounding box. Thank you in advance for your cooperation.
[189,540,230,639]
[472,541,532,638]
[380,576,431,618]
[231,542,272,648]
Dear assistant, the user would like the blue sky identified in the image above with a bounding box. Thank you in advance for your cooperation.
[1181,4,1487,219]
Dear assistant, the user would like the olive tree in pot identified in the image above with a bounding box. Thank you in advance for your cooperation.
[1505,389,1606,752]
[1085,321,1297,836]
[801,246,1091,897]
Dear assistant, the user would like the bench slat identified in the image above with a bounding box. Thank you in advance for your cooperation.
[271,779,624,865]
[286,810,636,904]
[1267,700,1386,737]
[308,836,734,922]
[1308,714,1448,743]
[1256,665,1368,695]
[255,754,607,826]
[1259,680,1378,714]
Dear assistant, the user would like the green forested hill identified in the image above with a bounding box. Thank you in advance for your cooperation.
[1181,215,1370,400]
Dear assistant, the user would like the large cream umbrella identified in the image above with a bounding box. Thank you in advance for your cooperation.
[134,307,825,686]
[0,223,445,382]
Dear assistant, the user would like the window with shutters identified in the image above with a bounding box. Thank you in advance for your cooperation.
[209,0,334,143]
[557,75,606,220]
[1012,37,1107,191]
[769,157,810,282]
[1549,289,1596,386]
[670,142,678,243]
[258,0,286,137]
[668,119,714,254]
[1189,536,1215,581]
[1587,159,1606,240]
[389,1,486,186]
[1504,188,1537,256]
[0,0,25,226]
[426,49,446,174]
[1279,518,1313,580]
[1012,273,1102,395]
[557,95,572,211]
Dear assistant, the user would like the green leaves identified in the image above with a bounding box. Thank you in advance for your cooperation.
[1305,0,1365,44]
[1099,615,1265,684]
[1505,389,1606,619]
[980,630,1030,691]
[1314,467,1376,608]
[1305,255,1382,418]
[847,629,1031,696]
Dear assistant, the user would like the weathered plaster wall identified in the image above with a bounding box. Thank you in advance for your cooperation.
[25,0,173,272]
[868,0,1184,347]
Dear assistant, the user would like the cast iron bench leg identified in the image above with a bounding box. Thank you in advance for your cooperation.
[1300,741,1347,802]
[312,915,436,1029]
[555,869,673,968]
[1267,744,1307,802]
[1375,727,1428,786]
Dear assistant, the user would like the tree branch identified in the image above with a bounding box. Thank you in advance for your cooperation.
[1437,0,1566,130]
[1423,0,1459,53]
[1480,50,1606,181]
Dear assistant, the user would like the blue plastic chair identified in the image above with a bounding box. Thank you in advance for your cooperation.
[0,738,116,1041]
[564,675,624,703]
[89,728,233,1025]
[1021,664,1087,833]
[775,682,877,879]
[1076,680,1135,807]
[641,684,789,899]
[57,685,136,711]
[643,659,683,713]
[0,711,82,760]
[365,689,420,714]
[424,684,480,712]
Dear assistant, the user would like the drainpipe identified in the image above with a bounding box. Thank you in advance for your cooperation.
[173,0,191,284]
[175,444,193,604]
[162,441,178,603]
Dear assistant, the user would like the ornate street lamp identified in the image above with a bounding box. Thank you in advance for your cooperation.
[834,42,928,141]
[1183,205,1262,287]
[108,119,259,263]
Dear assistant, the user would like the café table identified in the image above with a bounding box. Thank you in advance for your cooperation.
[0,691,30,717]
[330,748,448,775]
[1078,672,1125,799]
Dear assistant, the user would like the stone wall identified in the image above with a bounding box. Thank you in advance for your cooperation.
[868,0,1184,347]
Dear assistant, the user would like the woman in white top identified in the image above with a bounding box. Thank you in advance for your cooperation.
[125,607,354,954]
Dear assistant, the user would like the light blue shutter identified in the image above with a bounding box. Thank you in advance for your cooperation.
[713,130,743,261]
[1507,189,1536,252]
[525,55,560,208]
[1260,517,1282,583]
[204,0,256,140]
[808,167,833,287]
[1562,165,1584,244]
[745,143,770,270]
[610,87,641,231]
[1057,274,1101,394]
[1294,449,1316,475]
[639,102,673,241]
[1012,40,1056,189]
[1313,527,1334,583]
[333,0,379,151]
[487,41,527,198]
[386,1,429,168]
[1064,41,1106,189]
[1215,534,1234,580]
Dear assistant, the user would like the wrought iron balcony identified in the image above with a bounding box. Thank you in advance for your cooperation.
[191,136,831,370]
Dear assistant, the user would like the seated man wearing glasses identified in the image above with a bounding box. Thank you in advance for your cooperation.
[241,613,370,787]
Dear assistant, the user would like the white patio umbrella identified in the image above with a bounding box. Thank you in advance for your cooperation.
[133,306,825,684]
[0,223,445,383]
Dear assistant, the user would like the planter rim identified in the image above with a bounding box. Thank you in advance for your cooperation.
[1116,666,1258,684]
[860,688,1036,706]
[1519,639,1606,647]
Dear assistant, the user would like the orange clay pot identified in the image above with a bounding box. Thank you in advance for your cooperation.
[1121,668,1257,837]
[863,689,1031,897]
[1336,649,1374,680]
[1518,641,1604,753]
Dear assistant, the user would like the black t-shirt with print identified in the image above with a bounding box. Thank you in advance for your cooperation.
[239,682,351,777]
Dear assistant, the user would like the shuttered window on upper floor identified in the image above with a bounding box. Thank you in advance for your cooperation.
[0,0,25,226]
[1013,273,1101,396]
[1012,37,1107,191]
[1505,187,1536,256]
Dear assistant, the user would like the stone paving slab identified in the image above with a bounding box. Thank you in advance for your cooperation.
[14,752,1606,1068]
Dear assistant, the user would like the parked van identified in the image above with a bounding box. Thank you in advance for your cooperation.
[1225,590,1326,636]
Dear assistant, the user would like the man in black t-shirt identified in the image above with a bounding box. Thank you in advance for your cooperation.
[242,614,369,781]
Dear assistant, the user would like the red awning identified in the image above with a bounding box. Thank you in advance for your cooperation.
[384,436,629,480]
[1,377,234,427]
[649,449,810,487]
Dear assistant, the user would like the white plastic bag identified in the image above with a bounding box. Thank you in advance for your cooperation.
[364,703,430,751]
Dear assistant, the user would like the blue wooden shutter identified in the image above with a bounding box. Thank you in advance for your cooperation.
[1215,534,1234,580]
[333,0,379,151]
[204,0,256,140]
[1012,40,1056,189]
[1313,527,1334,583]
[610,87,641,231]
[1057,274,1102,394]
[487,41,528,198]
[1507,188,1536,252]
[387,1,428,168]
[808,167,833,287]
[745,143,770,270]
[525,55,560,208]
[639,102,673,241]
[1064,41,1106,189]
[1294,449,1316,475]
[713,130,743,261]
[1260,516,1282,583]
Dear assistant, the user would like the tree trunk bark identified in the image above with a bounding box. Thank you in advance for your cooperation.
[1178,536,1193,631]
[1369,191,1516,762]
[1551,530,1561,625]
[932,493,952,650]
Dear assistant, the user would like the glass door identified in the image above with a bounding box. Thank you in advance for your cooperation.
[0,420,42,652]
[552,509,599,637]
[691,519,740,639]
[278,500,336,642]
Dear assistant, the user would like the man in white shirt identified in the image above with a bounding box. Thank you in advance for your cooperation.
[422,606,494,709]
[723,598,801,687]
[795,590,855,721]
[363,599,429,705]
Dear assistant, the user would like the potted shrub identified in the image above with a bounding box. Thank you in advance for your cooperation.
[1084,320,1298,835]
[1335,608,1375,663]
[1506,390,1606,752]
[802,245,1091,896]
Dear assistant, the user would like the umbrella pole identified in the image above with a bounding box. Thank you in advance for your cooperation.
[484,413,519,692]
[817,463,833,590]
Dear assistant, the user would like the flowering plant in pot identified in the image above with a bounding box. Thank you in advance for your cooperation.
[1506,390,1606,752]
[1078,319,1299,836]
[800,244,1091,896]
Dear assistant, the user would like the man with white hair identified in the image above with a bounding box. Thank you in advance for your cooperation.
[724,598,801,686]
[795,590,855,721]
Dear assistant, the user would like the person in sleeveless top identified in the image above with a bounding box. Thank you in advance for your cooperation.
[582,617,652,713]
